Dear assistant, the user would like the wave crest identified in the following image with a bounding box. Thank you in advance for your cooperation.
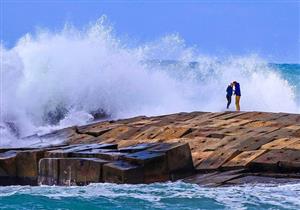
[0,16,298,146]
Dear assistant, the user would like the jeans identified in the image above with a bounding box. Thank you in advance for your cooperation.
[226,95,231,109]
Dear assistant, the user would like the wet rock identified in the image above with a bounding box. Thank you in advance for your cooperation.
[39,158,109,186]
[0,151,18,185]
[149,143,195,180]
[249,149,300,172]
[123,150,169,183]
[90,109,110,120]
[16,150,45,185]
[2,110,300,186]
[38,158,59,185]
[118,143,158,153]
[103,161,143,184]
[45,144,117,158]
[59,158,108,186]
[42,105,68,125]
[184,169,245,186]
[71,149,127,161]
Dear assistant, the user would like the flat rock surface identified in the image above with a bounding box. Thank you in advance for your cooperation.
[64,111,300,171]
[3,111,300,186]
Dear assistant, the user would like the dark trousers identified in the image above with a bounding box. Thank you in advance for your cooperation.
[226,95,232,109]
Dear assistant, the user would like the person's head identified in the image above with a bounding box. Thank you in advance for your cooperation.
[230,83,233,87]
[233,81,237,85]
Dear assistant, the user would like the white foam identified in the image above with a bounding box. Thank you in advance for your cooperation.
[0,16,299,146]
[0,182,299,209]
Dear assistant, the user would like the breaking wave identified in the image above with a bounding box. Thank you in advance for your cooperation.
[0,16,299,146]
[0,182,299,209]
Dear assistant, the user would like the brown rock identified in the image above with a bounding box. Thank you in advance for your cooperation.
[59,158,108,186]
[149,143,194,178]
[123,150,169,183]
[196,149,240,171]
[261,138,299,150]
[192,151,214,168]
[250,149,300,172]
[38,158,59,185]
[45,144,117,158]
[16,150,45,185]
[103,161,143,184]
[222,150,267,170]
[0,151,18,185]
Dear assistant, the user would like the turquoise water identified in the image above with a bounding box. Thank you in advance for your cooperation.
[272,64,300,102]
[0,182,299,210]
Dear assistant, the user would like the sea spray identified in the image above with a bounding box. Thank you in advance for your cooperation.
[0,182,299,209]
[0,17,299,146]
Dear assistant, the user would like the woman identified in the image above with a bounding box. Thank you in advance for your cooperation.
[226,83,233,109]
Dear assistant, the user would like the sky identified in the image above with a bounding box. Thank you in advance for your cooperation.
[1,0,300,63]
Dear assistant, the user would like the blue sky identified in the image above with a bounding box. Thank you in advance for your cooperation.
[1,0,300,63]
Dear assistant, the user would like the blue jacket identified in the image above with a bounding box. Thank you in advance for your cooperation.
[226,85,233,96]
[235,83,241,96]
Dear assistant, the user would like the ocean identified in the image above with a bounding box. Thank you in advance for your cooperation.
[0,182,299,210]
[1,18,300,209]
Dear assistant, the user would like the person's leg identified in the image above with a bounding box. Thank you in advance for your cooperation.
[226,95,231,109]
[235,96,240,111]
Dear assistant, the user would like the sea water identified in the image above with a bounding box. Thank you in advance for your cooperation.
[0,182,299,210]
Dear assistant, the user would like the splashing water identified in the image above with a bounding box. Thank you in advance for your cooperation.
[0,182,299,209]
[0,17,299,146]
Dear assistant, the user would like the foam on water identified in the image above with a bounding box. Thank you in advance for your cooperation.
[0,16,299,146]
[0,182,299,209]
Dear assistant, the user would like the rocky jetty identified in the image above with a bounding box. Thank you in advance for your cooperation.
[1,111,300,186]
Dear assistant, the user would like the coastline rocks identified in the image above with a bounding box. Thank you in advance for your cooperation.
[39,158,108,186]
[1,111,300,186]
[0,142,194,186]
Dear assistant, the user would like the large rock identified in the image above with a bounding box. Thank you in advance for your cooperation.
[38,158,59,185]
[149,143,195,180]
[59,158,108,186]
[16,149,45,185]
[72,149,128,161]
[123,150,169,183]
[45,144,117,158]
[103,161,143,184]
[249,149,300,172]
[39,158,109,186]
[196,149,240,171]
[0,151,18,185]
[222,150,267,170]
[118,143,158,153]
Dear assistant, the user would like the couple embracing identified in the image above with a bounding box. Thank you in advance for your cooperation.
[226,81,241,111]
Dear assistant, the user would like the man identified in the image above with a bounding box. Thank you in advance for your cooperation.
[226,83,233,109]
[233,81,241,111]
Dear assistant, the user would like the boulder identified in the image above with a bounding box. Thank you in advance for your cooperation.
[196,149,240,171]
[0,151,18,185]
[103,161,143,184]
[123,150,169,183]
[59,158,108,186]
[45,144,117,158]
[149,143,195,180]
[250,149,300,172]
[38,158,59,185]
[222,150,267,170]
[71,149,127,161]
[16,149,45,185]
[118,143,158,153]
